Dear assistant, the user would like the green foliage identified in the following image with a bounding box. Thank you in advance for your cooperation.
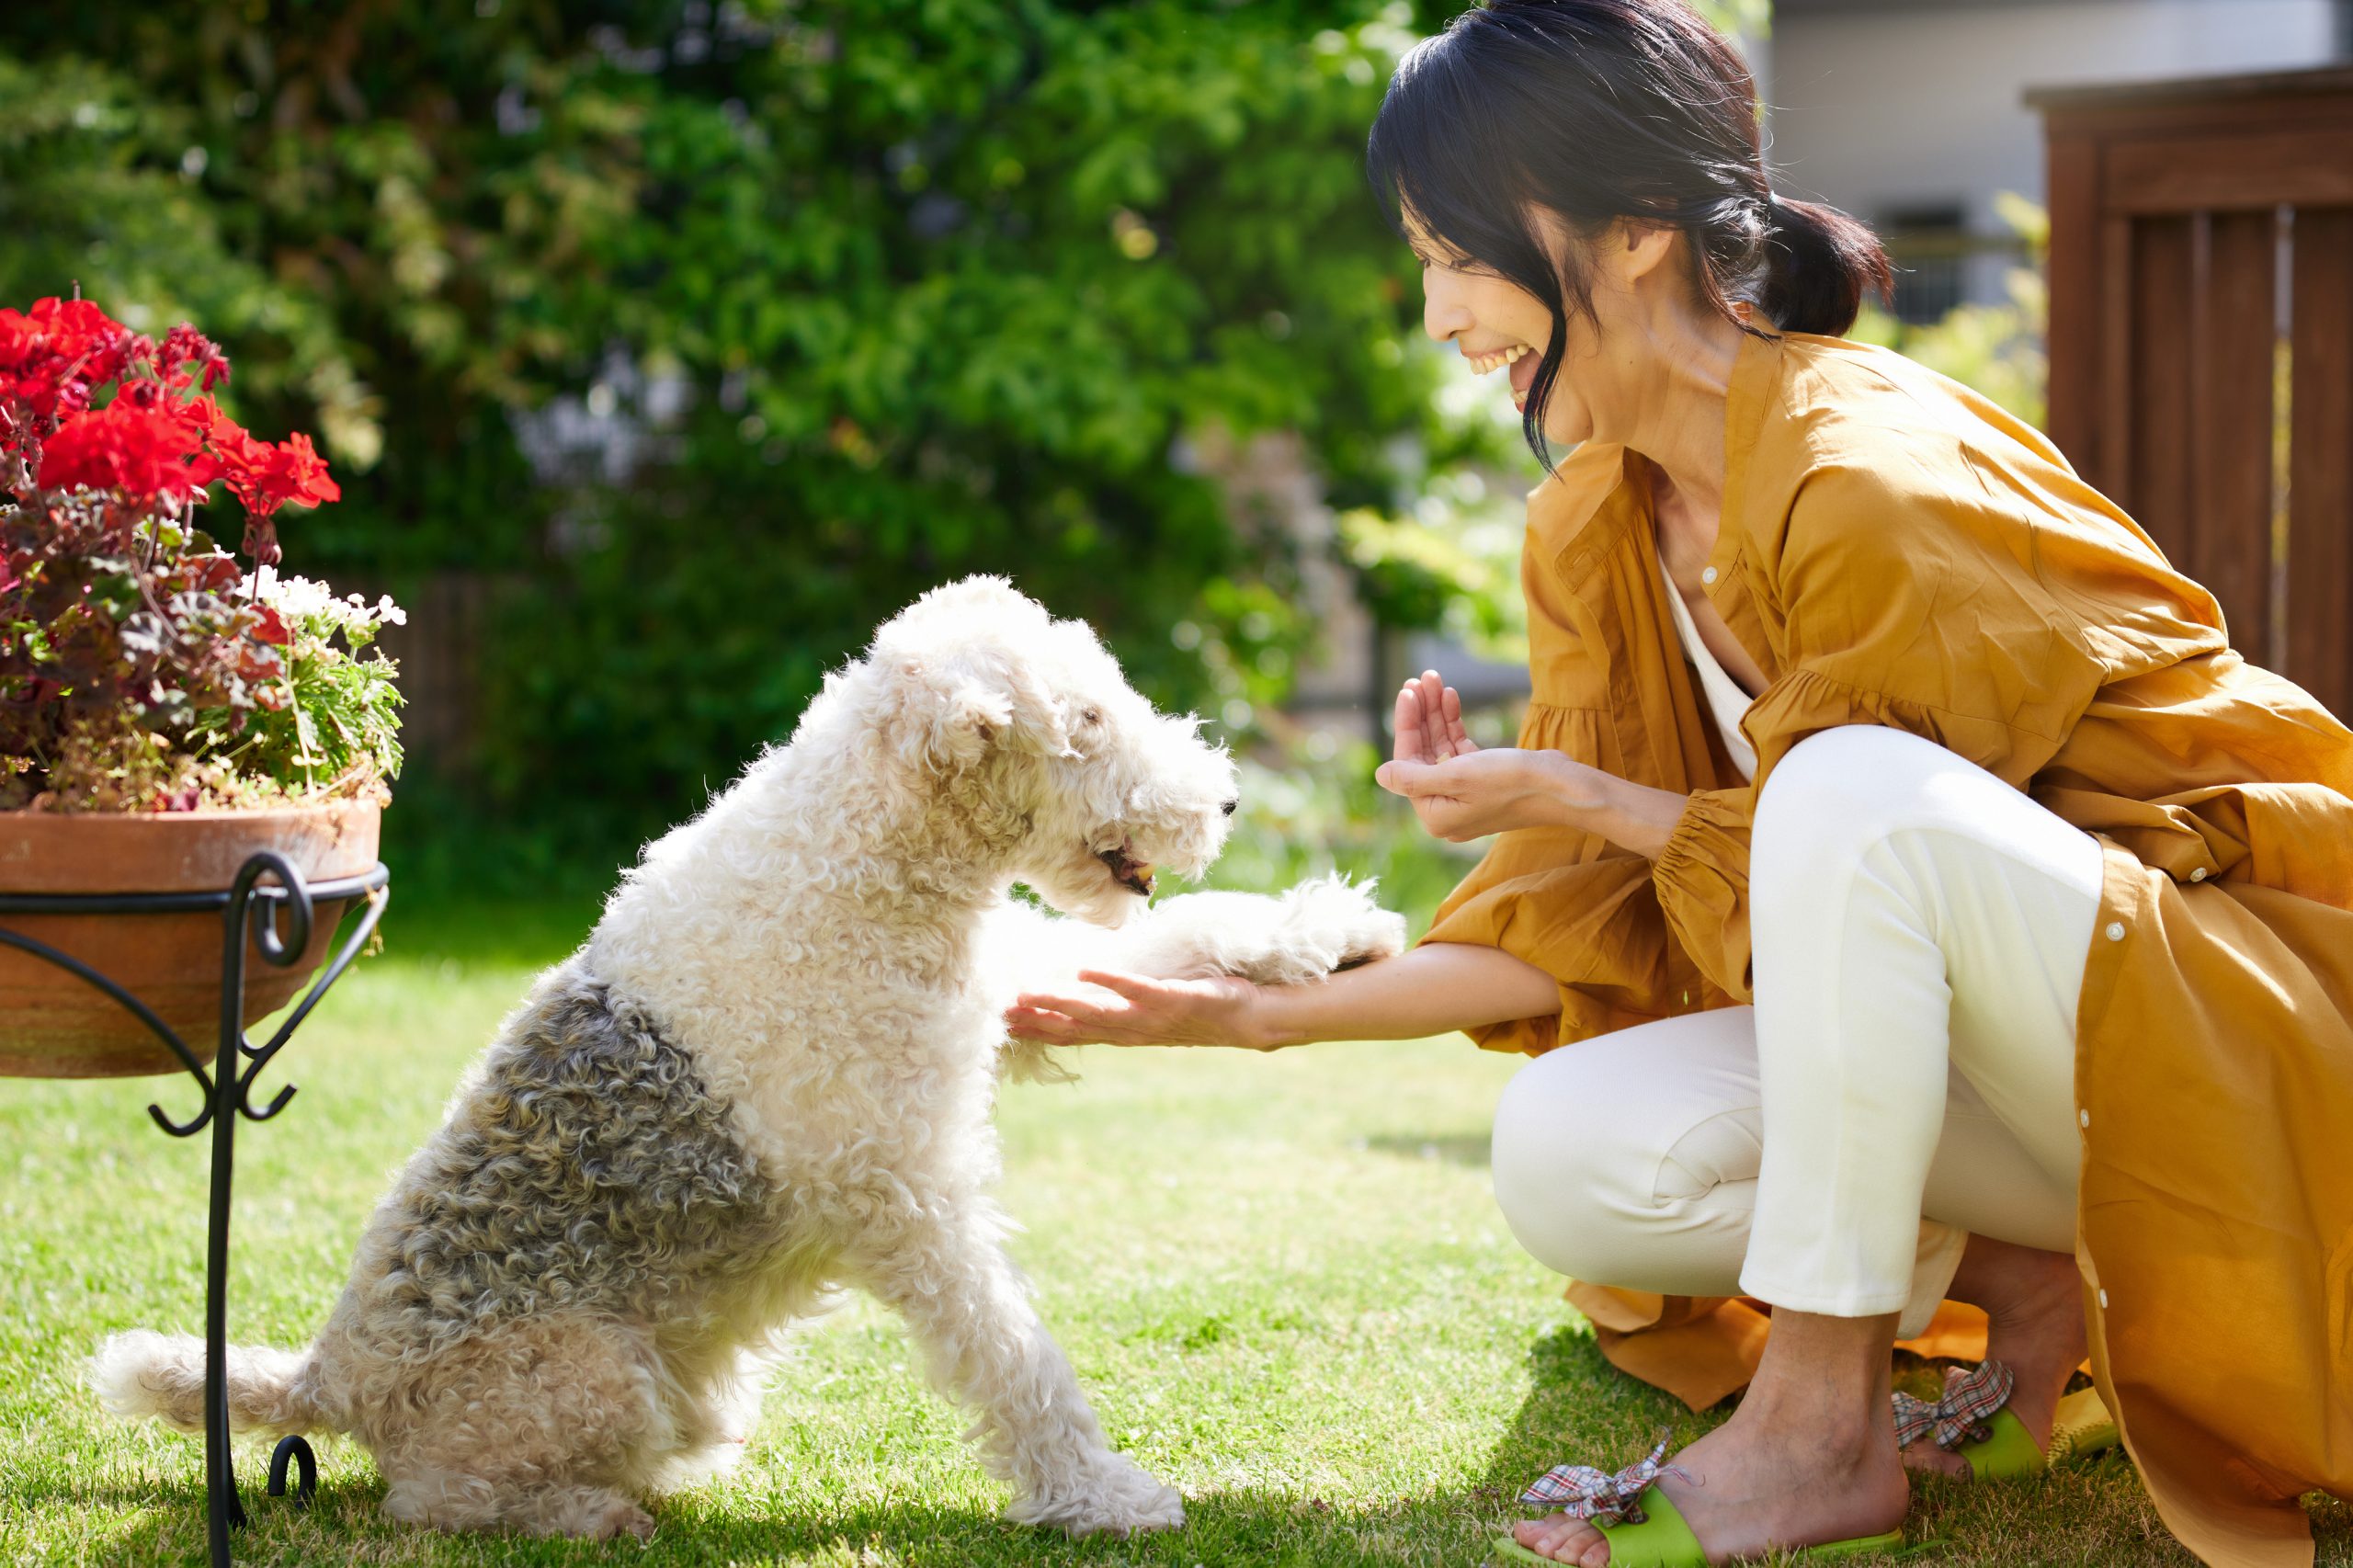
[188,574,406,798]
[0,0,1529,851]
[1206,747,1478,934]
[0,0,1776,863]
[1852,193,2049,430]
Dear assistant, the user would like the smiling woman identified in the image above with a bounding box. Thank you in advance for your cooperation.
[1006,3,2353,1567]
[1363,0,1887,467]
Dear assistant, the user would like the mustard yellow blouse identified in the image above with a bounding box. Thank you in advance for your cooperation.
[1423,330,2353,1568]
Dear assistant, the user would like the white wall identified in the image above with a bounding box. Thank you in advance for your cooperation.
[1766,0,2341,300]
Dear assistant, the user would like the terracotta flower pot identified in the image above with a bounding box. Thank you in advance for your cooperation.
[0,801,381,1079]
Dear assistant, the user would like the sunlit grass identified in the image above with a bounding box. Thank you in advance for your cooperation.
[1,896,2333,1566]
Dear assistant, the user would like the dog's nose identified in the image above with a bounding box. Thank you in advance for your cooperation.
[1222,797,1240,816]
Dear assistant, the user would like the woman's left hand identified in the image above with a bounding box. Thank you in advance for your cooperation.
[1376,671,1609,841]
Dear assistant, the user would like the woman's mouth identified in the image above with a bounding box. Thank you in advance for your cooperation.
[1466,343,1530,376]
[1467,342,1541,411]
[1508,345,1540,409]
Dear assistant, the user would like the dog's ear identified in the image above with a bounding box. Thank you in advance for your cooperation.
[931,667,1016,768]
[869,583,1064,769]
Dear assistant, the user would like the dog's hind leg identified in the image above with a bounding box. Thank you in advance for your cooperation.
[846,1205,1183,1539]
[368,1313,667,1540]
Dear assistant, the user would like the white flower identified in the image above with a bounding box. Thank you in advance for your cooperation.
[244,565,407,641]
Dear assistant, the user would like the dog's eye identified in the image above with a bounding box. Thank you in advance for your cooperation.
[1081,708,1100,725]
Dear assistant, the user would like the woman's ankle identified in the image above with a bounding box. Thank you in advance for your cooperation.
[1942,1234,2078,1321]
[1739,1308,1903,1453]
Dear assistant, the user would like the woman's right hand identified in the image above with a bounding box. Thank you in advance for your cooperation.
[1006,971,1268,1050]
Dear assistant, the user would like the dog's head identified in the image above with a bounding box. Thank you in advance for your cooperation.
[867,575,1238,925]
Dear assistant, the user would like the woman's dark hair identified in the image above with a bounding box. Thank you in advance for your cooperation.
[1365,0,1893,465]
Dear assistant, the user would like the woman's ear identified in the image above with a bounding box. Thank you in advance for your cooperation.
[1606,216,1683,290]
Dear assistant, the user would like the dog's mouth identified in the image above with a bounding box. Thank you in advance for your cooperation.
[1094,843,1155,897]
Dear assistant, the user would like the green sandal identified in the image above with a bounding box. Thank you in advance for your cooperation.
[1896,1362,2119,1480]
[1493,1440,1913,1567]
[1491,1485,1909,1564]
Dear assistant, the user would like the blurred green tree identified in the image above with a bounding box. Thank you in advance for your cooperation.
[0,0,1762,863]
[0,1,1484,843]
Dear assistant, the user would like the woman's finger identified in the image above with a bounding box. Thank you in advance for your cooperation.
[1441,683,1474,756]
[1009,1003,1165,1048]
[1392,684,1425,764]
[1073,969,1175,1005]
[1013,992,1131,1028]
[1014,987,1118,1014]
[1416,670,1450,761]
[1375,758,1438,796]
[1005,1006,1079,1041]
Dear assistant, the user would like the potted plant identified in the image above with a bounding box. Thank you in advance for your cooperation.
[0,295,402,1077]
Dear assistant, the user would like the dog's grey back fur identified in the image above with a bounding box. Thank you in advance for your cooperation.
[379,963,779,1342]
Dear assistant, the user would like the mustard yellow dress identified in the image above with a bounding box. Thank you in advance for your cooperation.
[1421,330,2353,1568]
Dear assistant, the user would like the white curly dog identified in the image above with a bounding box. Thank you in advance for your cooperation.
[93,575,1404,1541]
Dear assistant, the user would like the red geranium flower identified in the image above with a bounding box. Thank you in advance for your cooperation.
[158,322,232,392]
[39,403,217,503]
[189,397,339,517]
[0,297,137,423]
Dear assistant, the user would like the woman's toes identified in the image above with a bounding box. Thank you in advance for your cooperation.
[1900,1438,1971,1480]
[1515,1514,1607,1564]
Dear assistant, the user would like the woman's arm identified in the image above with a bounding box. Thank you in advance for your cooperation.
[1006,940,1559,1052]
[1004,671,1672,1052]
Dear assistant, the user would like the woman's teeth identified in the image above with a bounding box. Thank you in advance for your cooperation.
[1467,343,1532,376]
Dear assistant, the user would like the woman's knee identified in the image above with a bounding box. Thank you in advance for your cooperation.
[1489,1018,1762,1285]
[1751,725,1975,900]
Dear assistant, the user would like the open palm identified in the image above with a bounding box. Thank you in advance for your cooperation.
[1391,669,1481,836]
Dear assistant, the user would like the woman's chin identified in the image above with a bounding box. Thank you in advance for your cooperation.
[1537,408,1594,447]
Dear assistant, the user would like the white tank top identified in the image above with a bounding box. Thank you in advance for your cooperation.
[1659,557,1759,781]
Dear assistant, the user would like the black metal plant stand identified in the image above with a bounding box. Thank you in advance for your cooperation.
[0,851,390,1567]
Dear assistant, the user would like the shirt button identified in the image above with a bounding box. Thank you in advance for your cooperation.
[1700,565,1720,585]
[2104,921,2126,941]
[2098,1289,2109,1309]
[2079,1108,2091,1129]
[2189,868,2207,882]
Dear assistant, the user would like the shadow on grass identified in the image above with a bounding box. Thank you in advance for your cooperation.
[78,1477,1533,1568]
[59,1335,1665,1568]
[69,1326,2332,1568]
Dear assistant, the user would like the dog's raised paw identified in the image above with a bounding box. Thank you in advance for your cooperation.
[1279,874,1408,972]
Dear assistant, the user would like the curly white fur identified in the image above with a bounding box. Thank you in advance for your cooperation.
[91,576,1405,1541]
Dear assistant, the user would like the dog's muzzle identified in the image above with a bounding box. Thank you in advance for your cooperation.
[1095,845,1155,897]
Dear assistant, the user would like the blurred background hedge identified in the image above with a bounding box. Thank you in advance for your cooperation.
[0,0,1786,901]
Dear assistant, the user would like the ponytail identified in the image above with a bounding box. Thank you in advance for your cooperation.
[1758,193,1893,337]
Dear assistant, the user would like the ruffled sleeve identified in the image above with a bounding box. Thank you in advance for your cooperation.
[1651,460,2111,1002]
[1423,694,1718,1052]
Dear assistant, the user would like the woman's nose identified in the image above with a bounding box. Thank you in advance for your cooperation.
[1422,278,1472,344]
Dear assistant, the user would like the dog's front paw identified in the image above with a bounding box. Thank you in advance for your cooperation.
[1227,874,1407,986]
[1297,873,1409,969]
[1006,1451,1185,1539]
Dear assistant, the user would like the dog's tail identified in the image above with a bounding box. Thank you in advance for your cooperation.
[89,1330,324,1437]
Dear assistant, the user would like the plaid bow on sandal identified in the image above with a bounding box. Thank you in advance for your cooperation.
[1892,1358,2120,1480]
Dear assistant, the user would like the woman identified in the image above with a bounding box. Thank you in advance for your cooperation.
[1007,3,2353,1564]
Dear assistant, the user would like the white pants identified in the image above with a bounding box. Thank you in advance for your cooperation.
[1489,725,2106,1335]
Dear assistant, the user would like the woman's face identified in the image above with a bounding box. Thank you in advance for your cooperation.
[1405,207,1682,449]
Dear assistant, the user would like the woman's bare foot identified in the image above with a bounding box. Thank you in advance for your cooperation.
[1510,1312,1911,1566]
[1902,1235,2088,1479]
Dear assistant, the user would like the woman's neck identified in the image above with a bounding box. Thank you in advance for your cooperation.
[1589,301,1750,529]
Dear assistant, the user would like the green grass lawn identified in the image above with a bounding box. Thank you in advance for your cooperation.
[2,896,2344,1567]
